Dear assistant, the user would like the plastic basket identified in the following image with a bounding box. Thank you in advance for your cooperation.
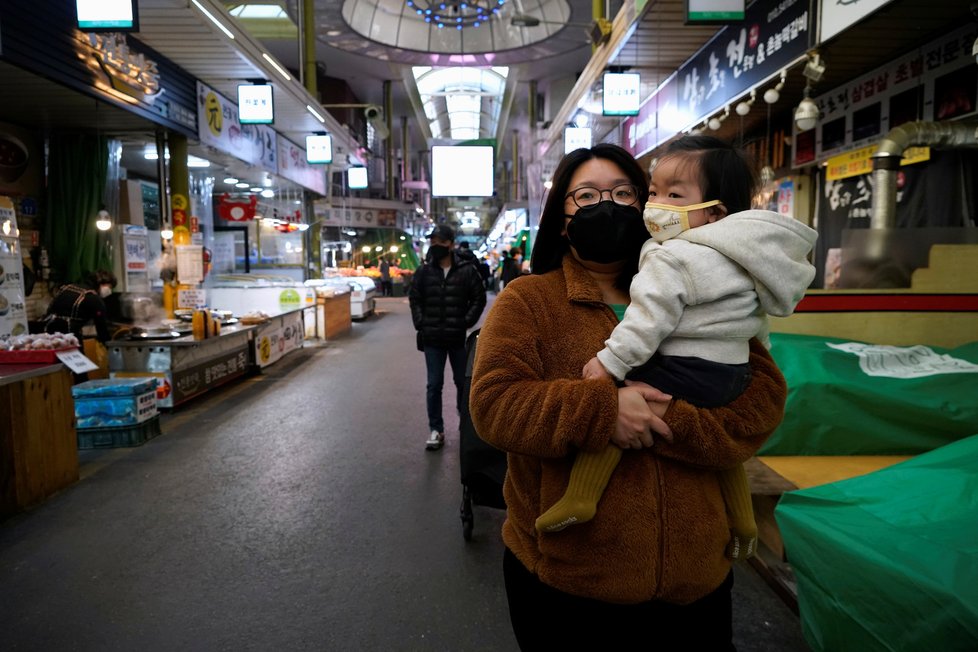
[76,416,162,449]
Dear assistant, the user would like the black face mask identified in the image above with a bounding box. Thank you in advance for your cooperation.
[427,244,451,262]
[565,201,648,264]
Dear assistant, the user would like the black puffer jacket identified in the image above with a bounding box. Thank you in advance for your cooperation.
[409,253,487,348]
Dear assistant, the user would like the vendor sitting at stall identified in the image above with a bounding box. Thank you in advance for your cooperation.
[40,269,116,343]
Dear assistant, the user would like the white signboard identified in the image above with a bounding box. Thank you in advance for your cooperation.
[306,135,333,164]
[686,0,744,22]
[0,197,27,338]
[820,0,896,43]
[175,245,204,285]
[564,127,592,154]
[177,289,208,310]
[197,82,277,171]
[603,73,641,116]
[56,349,99,374]
[238,84,274,125]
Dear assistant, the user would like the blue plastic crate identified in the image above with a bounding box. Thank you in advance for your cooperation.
[76,416,162,449]
[72,377,158,398]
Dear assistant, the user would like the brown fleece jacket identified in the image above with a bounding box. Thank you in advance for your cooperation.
[470,255,787,605]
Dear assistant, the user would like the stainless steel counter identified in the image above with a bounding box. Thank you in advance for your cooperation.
[107,325,255,408]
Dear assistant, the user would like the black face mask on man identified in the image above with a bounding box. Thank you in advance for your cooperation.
[427,244,451,262]
[565,200,648,264]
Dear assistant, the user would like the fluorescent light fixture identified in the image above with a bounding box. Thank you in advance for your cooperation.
[235,182,250,188]
[223,177,239,184]
[262,52,292,81]
[190,0,235,39]
[238,84,274,124]
[306,105,326,123]
[348,167,368,189]
[602,72,641,116]
[76,0,138,31]
[260,189,275,198]
[187,155,211,168]
[564,126,592,154]
[250,186,263,192]
[306,134,333,164]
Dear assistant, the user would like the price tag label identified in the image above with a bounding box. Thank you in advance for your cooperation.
[56,349,99,374]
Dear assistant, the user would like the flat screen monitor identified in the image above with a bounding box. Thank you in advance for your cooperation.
[76,0,139,31]
[431,145,494,197]
[238,84,274,125]
[348,167,368,189]
[306,135,333,164]
[602,73,640,116]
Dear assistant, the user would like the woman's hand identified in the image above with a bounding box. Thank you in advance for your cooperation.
[614,384,674,449]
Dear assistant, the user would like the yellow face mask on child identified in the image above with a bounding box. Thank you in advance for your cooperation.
[643,200,721,242]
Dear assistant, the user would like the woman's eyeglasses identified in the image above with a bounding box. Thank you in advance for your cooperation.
[565,184,640,209]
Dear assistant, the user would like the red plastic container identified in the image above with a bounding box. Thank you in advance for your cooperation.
[0,348,77,364]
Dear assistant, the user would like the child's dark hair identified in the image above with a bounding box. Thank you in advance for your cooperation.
[663,135,758,214]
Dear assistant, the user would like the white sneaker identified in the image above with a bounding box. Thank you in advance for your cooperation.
[425,430,444,451]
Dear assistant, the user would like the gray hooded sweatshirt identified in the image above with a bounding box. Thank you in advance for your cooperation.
[596,209,817,381]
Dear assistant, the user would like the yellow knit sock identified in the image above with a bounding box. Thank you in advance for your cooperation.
[535,446,622,533]
[719,464,757,559]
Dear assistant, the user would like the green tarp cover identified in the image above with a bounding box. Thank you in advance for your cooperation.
[761,333,978,455]
[775,435,978,652]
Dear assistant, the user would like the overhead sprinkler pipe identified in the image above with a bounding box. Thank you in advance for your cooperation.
[870,120,978,229]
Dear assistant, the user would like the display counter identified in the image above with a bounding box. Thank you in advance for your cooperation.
[250,307,306,368]
[316,292,352,340]
[107,324,254,409]
[1,363,78,518]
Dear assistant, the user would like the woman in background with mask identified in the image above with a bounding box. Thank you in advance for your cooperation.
[41,268,116,343]
[469,143,788,649]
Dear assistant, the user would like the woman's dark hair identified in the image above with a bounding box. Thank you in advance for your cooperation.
[661,135,758,214]
[530,144,649,289]
[86,269,118,289]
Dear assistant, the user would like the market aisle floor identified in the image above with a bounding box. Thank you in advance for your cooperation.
[0,296,808,651]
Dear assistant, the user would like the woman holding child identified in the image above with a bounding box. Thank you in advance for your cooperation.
[470,139,796,650]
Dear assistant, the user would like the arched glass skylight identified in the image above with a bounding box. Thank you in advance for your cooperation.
[413,66,509,140]
[343,0,570,54]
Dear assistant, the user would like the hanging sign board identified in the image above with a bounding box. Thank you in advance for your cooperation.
[277,137,326,195]
[348,167,368,189]
[76,0,139,31]
[306,135,333,164]
[238,84,274,125]
[603,73,641,116]
[197,82,277,171]
[623,0,809,158]
[686,0,744,24]
[564,127,592,154]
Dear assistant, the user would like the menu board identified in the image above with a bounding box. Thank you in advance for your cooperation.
[175,244,204,285]
[0,196,28,337]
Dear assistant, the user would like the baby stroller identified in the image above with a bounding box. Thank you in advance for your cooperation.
[458,329,507,541]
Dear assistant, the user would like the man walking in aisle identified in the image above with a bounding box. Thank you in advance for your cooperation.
[409,225,487,451]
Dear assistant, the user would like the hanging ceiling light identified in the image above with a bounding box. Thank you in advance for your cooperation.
[794,85,819,131]
[708,105,730,131]
[95,208,112,231]
[735,90,756,116]
[764,70,787,104]
[404,0,503,30]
